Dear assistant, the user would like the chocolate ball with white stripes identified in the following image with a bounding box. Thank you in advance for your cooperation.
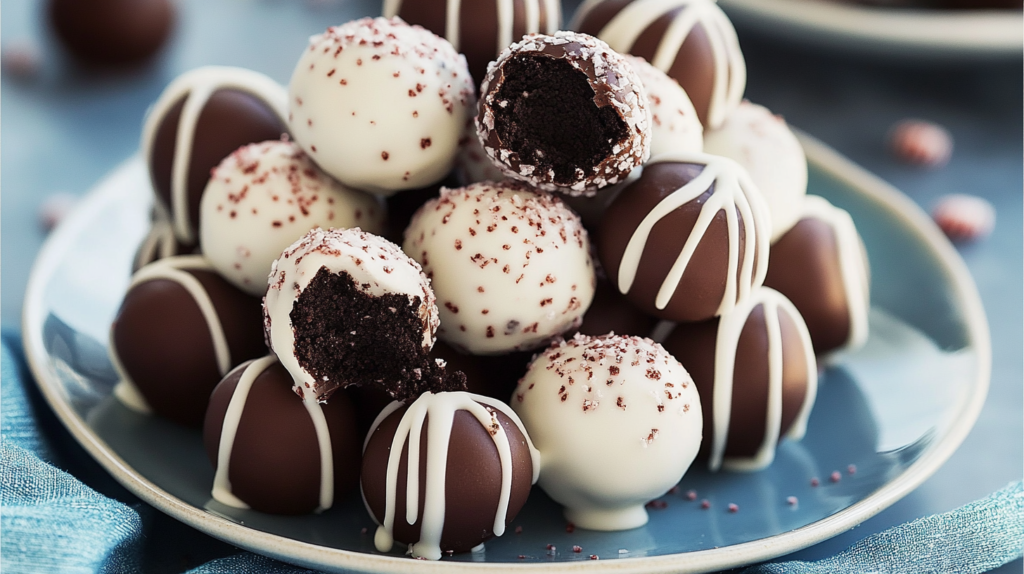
[109,255,267,428]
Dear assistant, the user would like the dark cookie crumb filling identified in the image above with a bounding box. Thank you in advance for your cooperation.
[493,54,627,186]
[291,266,465,402]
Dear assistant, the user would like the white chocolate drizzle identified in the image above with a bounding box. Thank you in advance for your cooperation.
[140,67,288,244]
[367,392,540,561]
[572,0,745,129]
[799,195,870,354]
[708,288,817,472]
[383,0,561,58]
[111,255,234,413]
[132,217,180,270]
[211,355,337,512]
[616,152,770,317]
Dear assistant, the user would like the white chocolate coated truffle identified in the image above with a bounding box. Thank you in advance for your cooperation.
[264,227,440,399]
[626,56,703,157]
[200,140,385,295]
[287,17,475,196]
[704,101,807,242]
[403,181,595,355]
[511,334,702,530]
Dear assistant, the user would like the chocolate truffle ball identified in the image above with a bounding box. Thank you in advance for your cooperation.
[598,152,770,322]
[109,255,267,428]
[362,391,538,559]
[572,0,746,129]
[511,334,702,530]
[704,101,807,242]
[287,17,475,195]
[263,228,453,402]
[626,55,703,157]
[382,0,562,85]
[131,217,195,273]
[142,66,289,245]
[662,287,817,471]
[204,356,361,514]
[199,139,385,295]
[49,0,174,67]
[403,181,596,354]
[764,196,870,356]
[476,31,651,196]
[574,278,660,339]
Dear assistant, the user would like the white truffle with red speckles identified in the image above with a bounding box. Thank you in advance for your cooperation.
[511,334,702,531]
[403,181,596,355]
[287,17,475,196]
[932,193,995,242]
[704,101,807,242]
[199,139,385,295]
[264,227,440,400]
[626,56,703,158]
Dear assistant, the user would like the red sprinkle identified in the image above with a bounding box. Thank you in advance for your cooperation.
[517,555,526,560]
[811,477,820,487]
[728,503,739,513]
[589,555,599,560]
[787,496,799,506]
[700,499,711,509]
[646,499,668,510]
[686,490,698,501]
[565,522,575,533]
[572,545,582,553]
[848,464,857,475]
[546,544,556,551]
[830,471,842,483]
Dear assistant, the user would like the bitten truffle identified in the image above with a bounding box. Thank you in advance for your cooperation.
[287,17,475,195]
[403,181,596,354]
[512,334,702,530]
[142,66,289,245]
[662,287,817,471]
[572,0,746,129]
[476,31,651,196]
[383,0,562,85]
[598,152,770,322]
[704,101,807,242]
[204,356,362,515]
[764,195,870,356]
[263,227,450,402]
[199,139,385,295]
[109,256,267,427]
[362,391,539,559]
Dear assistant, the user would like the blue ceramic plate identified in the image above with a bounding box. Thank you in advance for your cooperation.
[23,134,990,574]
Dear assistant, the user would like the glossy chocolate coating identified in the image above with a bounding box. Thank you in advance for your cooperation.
[361,402,534,553]
[49,0,174,67]
[573,0,743,128]
[149,90,286,245]
[203,360,361,514]
[385,0,560,86]
[111,265,267,427]
[765,217,859,355]
[597,161,759,322]
[573,279,659,338]
[663,303,809,461]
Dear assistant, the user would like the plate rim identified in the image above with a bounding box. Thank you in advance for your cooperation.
[21,133,992,574]
[719,0,1024,58]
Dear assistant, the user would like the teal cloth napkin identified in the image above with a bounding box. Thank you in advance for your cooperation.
[2,330,1021,574]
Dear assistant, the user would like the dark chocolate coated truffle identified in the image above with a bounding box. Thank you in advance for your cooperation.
[49,0,174,67]
[572,0,746,129]
[142,67,288,245]
[662,287,817,471]
[383,0,561,85]
[597,152,770,322]
[131,218,196,273]
[573,278,659,338]
[204,356,361,515]
[362,392,538,559]
[110,256,267,428]
[476,31,651,196]
[764,196,870,356]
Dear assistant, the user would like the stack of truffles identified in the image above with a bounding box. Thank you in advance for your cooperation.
[108,0,871,561]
